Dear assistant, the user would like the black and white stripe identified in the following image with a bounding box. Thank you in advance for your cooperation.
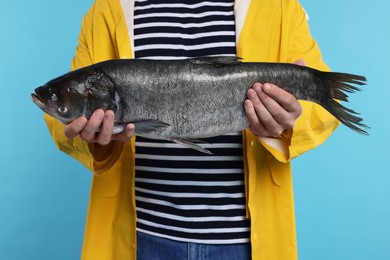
[135,134,249,244]
[134,0,236,59]
[133,0,250,244]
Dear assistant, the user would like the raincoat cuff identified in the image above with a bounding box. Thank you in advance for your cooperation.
[88,141,125,176]
[258,129,292,163]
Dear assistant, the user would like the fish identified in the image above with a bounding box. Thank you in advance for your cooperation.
[31,57,368,154]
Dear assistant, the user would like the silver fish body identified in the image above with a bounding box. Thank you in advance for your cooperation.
[32,57,367,153]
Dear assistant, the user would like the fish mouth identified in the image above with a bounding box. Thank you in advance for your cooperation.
[31,90,47,113]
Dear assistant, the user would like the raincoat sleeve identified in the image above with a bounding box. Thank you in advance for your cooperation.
[258,0,340,162]
[44,0,126,175]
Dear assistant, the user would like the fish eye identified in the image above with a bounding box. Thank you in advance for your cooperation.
[57,107,68,114]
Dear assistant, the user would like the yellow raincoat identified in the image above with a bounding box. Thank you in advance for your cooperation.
[44,0,339,259]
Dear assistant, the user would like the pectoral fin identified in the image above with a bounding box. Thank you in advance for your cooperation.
[112,120,170,135]
[112,123,127,134]
[132,120,170,134]
[171,138,213,155]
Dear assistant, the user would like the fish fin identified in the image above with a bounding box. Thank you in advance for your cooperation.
[112,123,126,134]
[189,56,242,67]
[132,120,170,134]
[321,99,370,135]
[317,71,369,135]
[171,138,213,155]
[110,120,169,135]
[172,137,210,144]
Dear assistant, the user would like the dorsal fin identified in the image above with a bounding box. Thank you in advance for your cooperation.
[188,56,243,67]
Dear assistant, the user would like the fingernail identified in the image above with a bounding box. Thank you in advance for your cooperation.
[244,100,252,108]
[105,112,113,120]
[94,110,104,119]
[253,83,262,92]
[248,89,257,98]
[263,84,272,92]
[126,124,135,133]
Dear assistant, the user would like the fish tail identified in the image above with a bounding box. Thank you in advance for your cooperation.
[317,71,369,135]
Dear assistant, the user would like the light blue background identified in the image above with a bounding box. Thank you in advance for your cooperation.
[0,0,389,259]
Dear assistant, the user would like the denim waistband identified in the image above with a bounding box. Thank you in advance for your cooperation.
[136,231,251,260]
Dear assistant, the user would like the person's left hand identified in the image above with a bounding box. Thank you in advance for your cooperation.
[244,60,305,137]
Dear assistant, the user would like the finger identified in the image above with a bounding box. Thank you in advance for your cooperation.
[64,117,88,138]
[262,83,301,113]
[251,84,295,135]
[244,99,266,136]
[294,59,306,66]
[96,110,115,145]
[247,83,263,106]
[260,84,302,130]
[247,84,272,125]
[246,85,282,136]
[258,84,290,122]
[112,124,135,142]
[251,84,284,128]
[80,109,104,142]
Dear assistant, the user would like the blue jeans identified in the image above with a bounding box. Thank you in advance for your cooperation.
[136,231,251,260]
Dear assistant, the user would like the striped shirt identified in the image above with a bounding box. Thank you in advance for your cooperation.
[133,0,250,244]
[133,0,236,59]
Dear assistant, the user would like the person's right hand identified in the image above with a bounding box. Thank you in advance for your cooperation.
[64,109,135,146]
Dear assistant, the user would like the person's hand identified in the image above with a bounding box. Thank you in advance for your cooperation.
[64,109,135,145]
[244,59,306,137]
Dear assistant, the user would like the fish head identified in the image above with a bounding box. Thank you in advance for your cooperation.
[31,67,118,124]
